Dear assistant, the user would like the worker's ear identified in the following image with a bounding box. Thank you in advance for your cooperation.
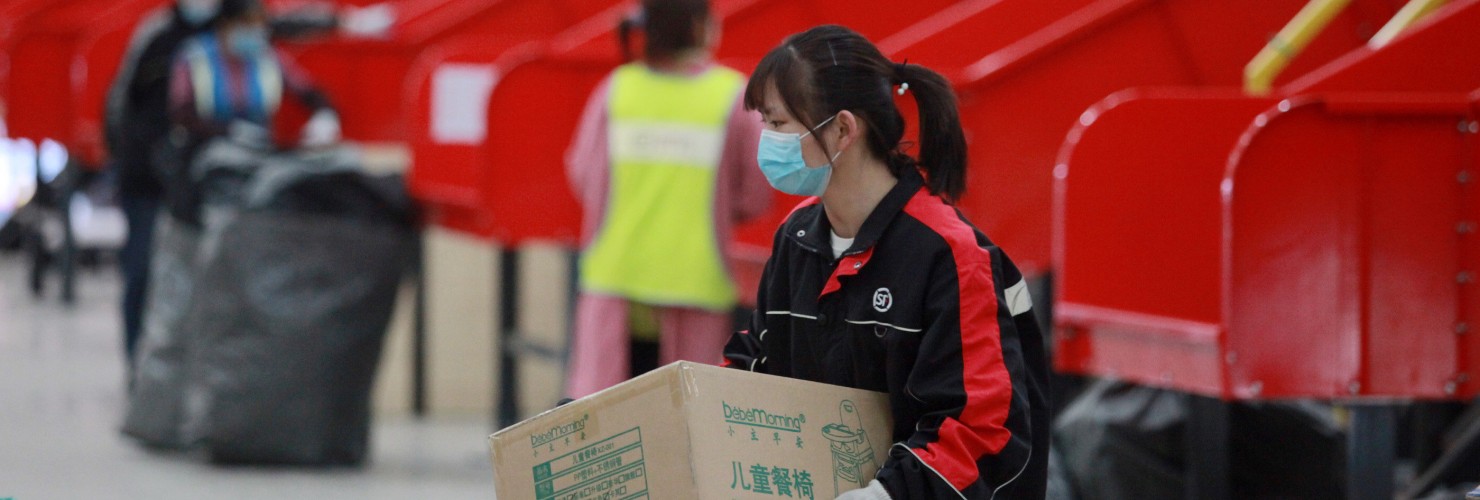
[833,110,862,154]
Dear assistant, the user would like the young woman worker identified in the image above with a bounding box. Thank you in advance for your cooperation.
[723,25,1050,499]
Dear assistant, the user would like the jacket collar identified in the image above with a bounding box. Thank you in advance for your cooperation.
[785,169,926,257]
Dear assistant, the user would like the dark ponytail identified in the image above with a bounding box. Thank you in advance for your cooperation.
[743,25,969,201]
[616,0,711,64]
[894,63,966,201]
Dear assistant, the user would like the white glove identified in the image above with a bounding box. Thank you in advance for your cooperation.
[227,120,271,148]
[300,110,341,148]
[835,480,893,500]
[340,3,396,38]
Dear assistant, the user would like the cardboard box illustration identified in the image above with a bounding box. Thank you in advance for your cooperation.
[488,361,893,499]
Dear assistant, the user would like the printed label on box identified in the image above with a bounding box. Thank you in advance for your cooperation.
[534,427,648,500]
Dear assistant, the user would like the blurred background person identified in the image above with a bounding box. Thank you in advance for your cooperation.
[168,0,340,164]
[563,0,771,398]
[164,0,339,225]
[104,0,222,372]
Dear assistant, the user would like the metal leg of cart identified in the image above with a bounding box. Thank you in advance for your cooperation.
[411,234,428,418]
[497,248,521,429]
[1186,394,1231,500]
[1347,405,1397,500]
[59,188,75,305]
[494,248,580,429]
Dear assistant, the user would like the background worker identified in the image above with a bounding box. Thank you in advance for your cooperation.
[564,0,772,397]
[105,0,222,372]
[106,0,341,372]
[165,0,340,224]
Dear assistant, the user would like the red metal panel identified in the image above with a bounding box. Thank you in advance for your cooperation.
[1057,92,1480,400]
[70,1,169,166]
[284,0,623,143]
[3,0,161,166]
[1286,0,1480,95]
[403,37,510,236]
[1360,108,1471,397]
[885,0,1402,275]
[1464,100,1480,398]
[1053,89,1276,396]
[416,0,1393,254]
[1222,100,1369,399]
[1224,96,1477,399]
[0,0,58,89]
[878,0,1100,73]
[401,0,629,235]
[475,50,609,244]
[466,0,960,246]
[1056,0,1480,400]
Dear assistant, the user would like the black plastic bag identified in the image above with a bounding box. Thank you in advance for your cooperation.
[189,211,412,465]
[1054,379,1345,499]
[122,215,204,448]
[124,139,266,448]
[126,143,416,464]
[185,154,415,465]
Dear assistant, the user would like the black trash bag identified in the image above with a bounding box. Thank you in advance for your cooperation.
[1046,444,1076,500]
[1054,379,1345,500]
[122,215,205,448]
[123,139,265,448]
[156,135,271,226]
[192,139,273,209]
[243,150,415,226]
[185,154,415,465]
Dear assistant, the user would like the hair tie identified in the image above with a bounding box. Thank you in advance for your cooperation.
[894,59,910,94]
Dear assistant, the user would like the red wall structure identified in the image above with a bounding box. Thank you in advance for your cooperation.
[1054,0,1480,400]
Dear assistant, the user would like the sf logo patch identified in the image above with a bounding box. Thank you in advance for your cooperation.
[873,288,893,312]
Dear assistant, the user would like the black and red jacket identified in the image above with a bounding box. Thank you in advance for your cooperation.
[723,170,1049,499]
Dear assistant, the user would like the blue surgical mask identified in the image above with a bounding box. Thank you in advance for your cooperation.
[226,27,269,58]
[178,0,219,27]
[757,114,841,196]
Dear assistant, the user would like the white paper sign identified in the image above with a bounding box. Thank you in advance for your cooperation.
[430,64,498,145]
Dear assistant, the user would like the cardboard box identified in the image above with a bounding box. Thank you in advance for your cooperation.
[489,362,893,500]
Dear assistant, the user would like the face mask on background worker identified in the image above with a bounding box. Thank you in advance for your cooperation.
[756,114,841,197]
[178,0,221,27]
[226,26,269,58]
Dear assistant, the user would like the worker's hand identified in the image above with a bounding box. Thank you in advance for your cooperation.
[835,480,892,500]
[227,120,271,149]
[300,110,341,148]
[340,3,397,38]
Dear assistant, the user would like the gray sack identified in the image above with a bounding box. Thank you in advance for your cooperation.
[121,215,204,448]
[186,147,414,465]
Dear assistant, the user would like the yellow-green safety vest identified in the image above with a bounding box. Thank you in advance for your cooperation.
[580,63,745,311]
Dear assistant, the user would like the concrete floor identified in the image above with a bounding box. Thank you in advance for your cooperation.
[0,254,495,499]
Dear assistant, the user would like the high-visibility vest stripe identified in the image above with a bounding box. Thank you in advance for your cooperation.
[183,34,282,124]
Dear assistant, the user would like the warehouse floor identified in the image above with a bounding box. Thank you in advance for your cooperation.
[0,255,495,499]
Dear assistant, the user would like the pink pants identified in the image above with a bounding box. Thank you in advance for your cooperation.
[564,293,733,398]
